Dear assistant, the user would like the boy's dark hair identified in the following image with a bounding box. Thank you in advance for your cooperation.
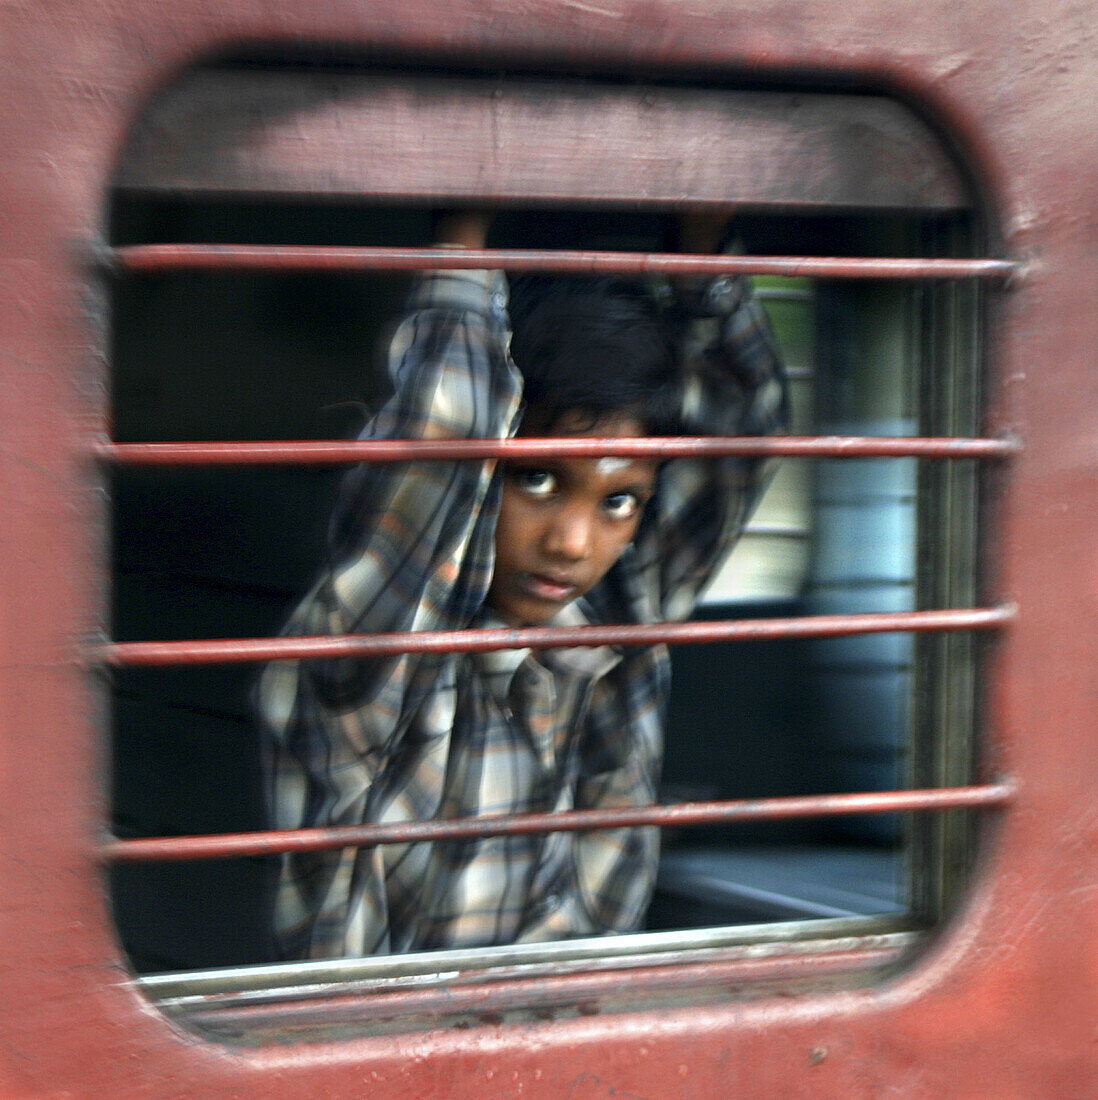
[508,275,678,433]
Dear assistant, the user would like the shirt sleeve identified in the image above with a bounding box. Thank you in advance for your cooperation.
[630,267,789,621]
[260,267,521,715]
[316,268,522,694]
[256,268,522,957]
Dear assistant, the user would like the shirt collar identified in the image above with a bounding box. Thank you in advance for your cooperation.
[536,600,623,680]
[474,600,622,695]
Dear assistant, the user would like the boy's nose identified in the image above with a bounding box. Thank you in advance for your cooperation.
[544,506,594,561]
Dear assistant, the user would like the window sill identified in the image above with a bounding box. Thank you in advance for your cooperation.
[140,915,921,1044]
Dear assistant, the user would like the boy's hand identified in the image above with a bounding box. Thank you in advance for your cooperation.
[432,209,494,249]
[677,210,733,254]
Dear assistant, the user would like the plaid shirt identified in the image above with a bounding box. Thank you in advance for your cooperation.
[257,263,786,959]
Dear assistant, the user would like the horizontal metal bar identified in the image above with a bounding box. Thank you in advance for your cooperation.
[112,243,1018,281]
[101,782,1015,863]
[181,945,903,1034]
[97,605,1015,668]
[95,435,1018,467]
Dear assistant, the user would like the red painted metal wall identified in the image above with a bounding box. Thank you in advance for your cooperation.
[2,0,1097,1095]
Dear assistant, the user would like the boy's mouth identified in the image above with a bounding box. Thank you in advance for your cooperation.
[517,572,579,603]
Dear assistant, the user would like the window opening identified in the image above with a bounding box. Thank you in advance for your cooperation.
[101,63,1015,1034]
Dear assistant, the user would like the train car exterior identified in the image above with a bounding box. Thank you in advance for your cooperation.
[2,0,1097,1095]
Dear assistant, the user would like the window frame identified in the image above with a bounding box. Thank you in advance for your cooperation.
[5,1,1092,1093]
[101,67,1007,1032]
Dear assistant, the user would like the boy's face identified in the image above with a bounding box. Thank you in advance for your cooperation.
[488,411,657,627]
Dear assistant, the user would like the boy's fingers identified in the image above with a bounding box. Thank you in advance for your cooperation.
[678,210,734,253]
[432,209,495,249]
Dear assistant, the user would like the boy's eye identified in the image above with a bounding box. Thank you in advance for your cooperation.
[514,469,558,498]
[602,491,642,521]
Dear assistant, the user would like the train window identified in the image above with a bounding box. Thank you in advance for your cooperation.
[101,62,1011,1037]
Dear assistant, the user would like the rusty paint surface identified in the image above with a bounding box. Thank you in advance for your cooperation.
[3,0,1098,1095]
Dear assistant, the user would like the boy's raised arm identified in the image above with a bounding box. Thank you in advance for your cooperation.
[635,212,789,620]
[280,211,519,693]
[257,215,521,956]
[320,212,520,651]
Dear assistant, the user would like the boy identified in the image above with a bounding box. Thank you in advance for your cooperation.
[257,212,786,959]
